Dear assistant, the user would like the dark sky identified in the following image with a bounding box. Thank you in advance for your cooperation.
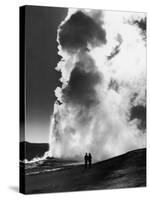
[24,6,67,143]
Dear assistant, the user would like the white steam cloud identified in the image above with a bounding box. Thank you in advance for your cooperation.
[49,9,146,161]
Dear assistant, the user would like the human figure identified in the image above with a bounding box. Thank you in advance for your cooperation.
[88,153,92,168]
[84,153,88,169]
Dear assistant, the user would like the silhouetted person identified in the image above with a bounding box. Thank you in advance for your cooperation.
[84,153,88,169]
[88,153,92,168]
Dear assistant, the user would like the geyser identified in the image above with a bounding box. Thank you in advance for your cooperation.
[49,9,146,161]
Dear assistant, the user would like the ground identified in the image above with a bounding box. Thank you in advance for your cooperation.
[22,148,146,194]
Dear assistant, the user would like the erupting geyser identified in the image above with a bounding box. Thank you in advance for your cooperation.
[49,9,146,161]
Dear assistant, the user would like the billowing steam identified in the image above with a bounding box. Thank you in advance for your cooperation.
[49,9,146,161]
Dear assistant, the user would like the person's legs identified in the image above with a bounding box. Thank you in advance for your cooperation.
[89,160,91,168]
[85,161,87,169]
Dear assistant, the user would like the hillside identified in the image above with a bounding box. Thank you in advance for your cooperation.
[24,148,146,194]
[20,141,49,161]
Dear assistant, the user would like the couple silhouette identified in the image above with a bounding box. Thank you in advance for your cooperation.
[84,153,92,169]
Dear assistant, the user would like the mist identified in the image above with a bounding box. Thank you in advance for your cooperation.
[49,9,146,161]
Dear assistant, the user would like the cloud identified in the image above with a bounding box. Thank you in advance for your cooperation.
[49,9,146,160]
[128,17,146,41]
[58,11,106,51]
[130,105,146,130]
[107,34,123,60]
[62,60,102,107]
[133,17,146,32]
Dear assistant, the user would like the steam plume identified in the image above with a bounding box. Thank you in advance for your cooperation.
[49,9,146,161]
